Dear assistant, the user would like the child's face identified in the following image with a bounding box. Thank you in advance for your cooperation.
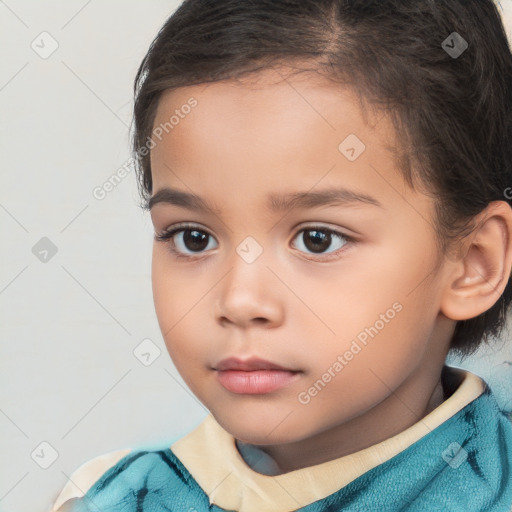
[149,67,455,449]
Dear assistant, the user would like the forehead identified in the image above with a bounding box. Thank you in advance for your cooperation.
[151,67,395,169]
[148,66,432,222]
[153,67,381,140]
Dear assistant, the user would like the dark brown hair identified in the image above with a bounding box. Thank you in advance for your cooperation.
[132,0,512,359]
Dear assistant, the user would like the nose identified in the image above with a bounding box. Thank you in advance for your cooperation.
[215,253,285,329]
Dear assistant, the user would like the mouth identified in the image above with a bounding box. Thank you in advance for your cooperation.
[213,356,302,394]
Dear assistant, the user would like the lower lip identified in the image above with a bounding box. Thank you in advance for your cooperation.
[216,370,301,394]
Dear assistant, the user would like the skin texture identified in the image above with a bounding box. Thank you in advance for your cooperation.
[149,66,512,474]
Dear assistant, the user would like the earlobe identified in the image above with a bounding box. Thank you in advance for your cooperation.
[440,201,512,322]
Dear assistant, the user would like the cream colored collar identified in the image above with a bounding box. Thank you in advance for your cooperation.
[171,366,485,512]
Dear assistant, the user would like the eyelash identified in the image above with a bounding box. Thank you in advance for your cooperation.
[154,222,354,261]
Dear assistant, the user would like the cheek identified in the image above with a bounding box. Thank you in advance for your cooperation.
[151,249,175,329]
[151,247,212,375]
[295,251,416,347]
[293,305,434,430]
[152,250,189,354]
[151,246,198,328]
[299,245,441,389]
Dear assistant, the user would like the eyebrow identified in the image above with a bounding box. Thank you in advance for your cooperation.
[148,186,383,213]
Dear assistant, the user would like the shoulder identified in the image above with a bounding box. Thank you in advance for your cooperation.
[49,448,132,512]
[50,448,204,512]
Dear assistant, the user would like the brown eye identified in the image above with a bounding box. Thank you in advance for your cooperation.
[155,224,218,258]
[302,230,331,253]
[292,227,350,258]
[180,229,210,252]
[155,223,352,261]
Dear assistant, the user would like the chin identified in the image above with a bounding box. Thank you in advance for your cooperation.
[213,408,317,446]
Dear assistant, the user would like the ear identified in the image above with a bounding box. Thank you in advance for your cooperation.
[440,201,512,321]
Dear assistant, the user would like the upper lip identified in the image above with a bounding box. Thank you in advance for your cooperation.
[214,357,298,372]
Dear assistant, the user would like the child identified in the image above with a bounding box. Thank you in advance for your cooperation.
[50,0,512,510]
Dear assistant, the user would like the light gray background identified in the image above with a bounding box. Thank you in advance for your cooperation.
[0,2,511,511]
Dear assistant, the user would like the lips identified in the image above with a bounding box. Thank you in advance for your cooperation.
[213,357,301,394]
[214,356,297,372]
